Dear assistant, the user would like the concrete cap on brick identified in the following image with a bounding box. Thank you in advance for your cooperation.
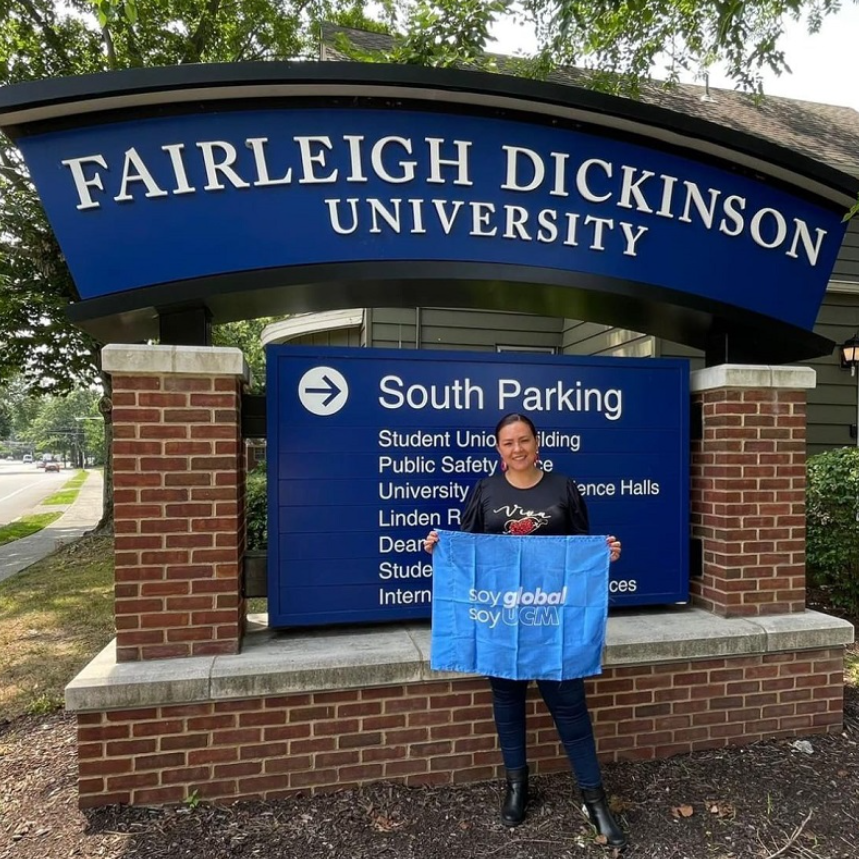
[209,625,430,699]
[604,608,765,664]
[690,364,816,392]
[65,640,215,712]
[748,609,856,652]
[101,344,251,383]
[65,607,854,713]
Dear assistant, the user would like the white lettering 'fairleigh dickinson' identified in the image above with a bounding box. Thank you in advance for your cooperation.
[61,134,828,266]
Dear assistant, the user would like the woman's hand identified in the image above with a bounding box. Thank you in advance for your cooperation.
[606,535,621,562]
[423,530,440,554]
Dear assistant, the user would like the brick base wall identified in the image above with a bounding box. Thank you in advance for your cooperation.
[76,648,845,807]
[690,385,808,617]
[101,345,250,663]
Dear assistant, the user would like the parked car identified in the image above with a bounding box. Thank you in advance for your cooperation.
[22,454,33,463]
[44,461,61,472]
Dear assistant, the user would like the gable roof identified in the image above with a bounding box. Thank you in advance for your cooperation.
[321,23,859,177]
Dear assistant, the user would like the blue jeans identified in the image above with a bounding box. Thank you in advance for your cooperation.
[489,676,602,789]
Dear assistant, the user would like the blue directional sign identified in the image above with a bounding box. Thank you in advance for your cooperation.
[267,346,689,628]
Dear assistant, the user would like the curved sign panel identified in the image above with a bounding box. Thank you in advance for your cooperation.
[19,107,845,331]
[1,64,856,359]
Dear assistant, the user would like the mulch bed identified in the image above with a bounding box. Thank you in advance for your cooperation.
[1,685,858,859]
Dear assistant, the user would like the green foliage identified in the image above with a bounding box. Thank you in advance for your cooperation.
[1,376,39,437]
[42,490,79,506]
[342,1,849,97]
[339,0,508,69]
[19,389,104,465]
[0,379,105,468]
[526,0,845,96]
[0,155,101,393]
[0,1,108,393]
[25,691,64,716]
[846,195,859,223]
[61,470,89,488]
[0,1,383,396]
[0,398,10,438]
[246,466,268,550]
[42,471,89,506]
[212,318,276,393]
[0,512,63,546]
[806,446,859,616]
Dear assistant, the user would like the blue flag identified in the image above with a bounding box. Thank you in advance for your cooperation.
[430,530,610,681]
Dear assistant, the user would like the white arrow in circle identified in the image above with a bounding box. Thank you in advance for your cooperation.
[298,366,349,416]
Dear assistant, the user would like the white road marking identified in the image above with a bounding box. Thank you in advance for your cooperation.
[0,484,34,505]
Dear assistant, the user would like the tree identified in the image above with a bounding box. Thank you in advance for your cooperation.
[526,0,851,95]
[21,389,104,466]
[364,1,853,96]
[339,0,508,69]
[0,0,381,394]
[0,400,11,440]
[212,318,277,394]
[0,377,102,461]
[0,0,382,531]
[0,374,40,438]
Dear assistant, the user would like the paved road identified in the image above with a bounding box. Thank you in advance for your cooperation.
[0,467,104,583]
[0,460,67,526]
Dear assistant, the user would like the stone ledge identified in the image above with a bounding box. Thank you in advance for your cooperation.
[690,364,816,392]
[101,344,250,383]
[65,608,854,713]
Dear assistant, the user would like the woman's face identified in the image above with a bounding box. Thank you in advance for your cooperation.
[496,421,538,473]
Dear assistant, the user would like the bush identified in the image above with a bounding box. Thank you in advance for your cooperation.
[806,446,859,616]
[246,467,267,550]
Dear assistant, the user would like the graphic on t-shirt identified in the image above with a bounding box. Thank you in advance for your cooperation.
[493,504,551,535]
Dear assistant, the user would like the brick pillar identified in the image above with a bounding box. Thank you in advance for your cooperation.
[690,365,814,618]
[102,345,250,662]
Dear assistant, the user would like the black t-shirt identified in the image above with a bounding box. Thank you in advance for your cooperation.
[460,471,589,537]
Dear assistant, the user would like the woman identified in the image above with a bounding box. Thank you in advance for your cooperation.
[424,413,626,849]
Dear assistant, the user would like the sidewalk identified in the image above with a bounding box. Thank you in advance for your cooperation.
[0,469,104,584]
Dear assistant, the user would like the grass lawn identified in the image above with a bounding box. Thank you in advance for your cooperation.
[0,536,264,721]
[42,469,89,506]
[0,536,114,719]
[0,512,62,546]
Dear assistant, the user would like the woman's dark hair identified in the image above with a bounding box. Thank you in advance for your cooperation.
[494,413,538,440]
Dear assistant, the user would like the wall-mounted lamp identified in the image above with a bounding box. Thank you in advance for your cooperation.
[839,333,859,443]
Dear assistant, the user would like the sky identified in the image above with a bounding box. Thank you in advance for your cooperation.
[490,4,859,113]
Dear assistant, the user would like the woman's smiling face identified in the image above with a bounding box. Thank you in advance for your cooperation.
[496,420,538,473]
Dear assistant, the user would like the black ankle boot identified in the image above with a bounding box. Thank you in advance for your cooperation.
[500,766,529,826]
[581,786,627,849]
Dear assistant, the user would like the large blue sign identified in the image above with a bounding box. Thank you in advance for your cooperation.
[18,106,844,332]
[267,346,689,627]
